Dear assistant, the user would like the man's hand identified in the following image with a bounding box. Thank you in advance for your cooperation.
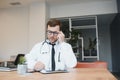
[34,61,45,71]
[57,31,65,43]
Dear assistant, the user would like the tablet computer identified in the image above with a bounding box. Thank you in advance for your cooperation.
[40,70,69,74]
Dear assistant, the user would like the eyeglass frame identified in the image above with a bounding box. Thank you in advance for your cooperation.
[47,30,59,36]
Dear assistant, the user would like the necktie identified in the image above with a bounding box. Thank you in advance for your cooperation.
[51,44,55,71]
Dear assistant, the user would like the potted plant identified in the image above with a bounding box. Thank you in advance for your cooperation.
[88,37,97,56]
[68,28,81,46]
[67,28,82,58]
[17,56,27,74]
[18,56,26,64]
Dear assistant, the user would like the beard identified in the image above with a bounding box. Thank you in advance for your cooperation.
[48,37,58,43]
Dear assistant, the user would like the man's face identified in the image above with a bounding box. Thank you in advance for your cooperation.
[47,25,60,43]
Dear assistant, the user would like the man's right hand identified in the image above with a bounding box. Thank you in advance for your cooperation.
[34,61,45,71]
[57,31,65,43]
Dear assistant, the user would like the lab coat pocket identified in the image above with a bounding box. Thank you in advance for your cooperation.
[38,52,49,61]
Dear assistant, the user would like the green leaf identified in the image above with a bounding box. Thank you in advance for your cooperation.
[19,56,26,64]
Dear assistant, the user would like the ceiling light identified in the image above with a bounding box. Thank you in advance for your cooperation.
[10,2,21,6]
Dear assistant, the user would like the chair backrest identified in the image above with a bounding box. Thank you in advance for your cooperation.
[75,61,107,68]
[14,54,25,65]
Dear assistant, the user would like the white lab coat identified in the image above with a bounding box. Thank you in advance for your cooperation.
[25,40,77,71]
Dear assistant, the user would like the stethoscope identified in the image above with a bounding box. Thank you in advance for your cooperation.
[40,39,61,62]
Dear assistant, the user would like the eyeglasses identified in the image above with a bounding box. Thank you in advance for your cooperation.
[47,30,59,36]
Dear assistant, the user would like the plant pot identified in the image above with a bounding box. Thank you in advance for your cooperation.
[17,64,27,75]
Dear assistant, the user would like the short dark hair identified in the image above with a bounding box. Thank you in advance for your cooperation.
[47,19,62,30]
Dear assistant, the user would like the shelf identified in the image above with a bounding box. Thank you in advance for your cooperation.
[72,25,96,29]
[84,56,98,58]
[56,16,99,61]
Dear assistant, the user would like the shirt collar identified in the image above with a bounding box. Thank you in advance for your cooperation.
[46,39,59,45]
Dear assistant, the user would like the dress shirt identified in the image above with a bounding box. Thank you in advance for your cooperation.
[25,40,77,71]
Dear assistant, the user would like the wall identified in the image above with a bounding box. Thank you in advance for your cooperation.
[0,7,29,60]
[50,0,117,18]
[111,13,120,72]
[112,0,120,72]
[117,0,120,13]
[97,14,116,71]
[29,2,46,51]
[0,2,47,60]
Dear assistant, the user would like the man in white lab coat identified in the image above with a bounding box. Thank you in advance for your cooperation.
[25,19,77,72]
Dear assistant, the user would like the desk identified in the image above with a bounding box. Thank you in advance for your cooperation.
[0,68,117,80]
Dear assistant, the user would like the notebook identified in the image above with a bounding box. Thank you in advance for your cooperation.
[40,69,69,74]
[0,67,17,72]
